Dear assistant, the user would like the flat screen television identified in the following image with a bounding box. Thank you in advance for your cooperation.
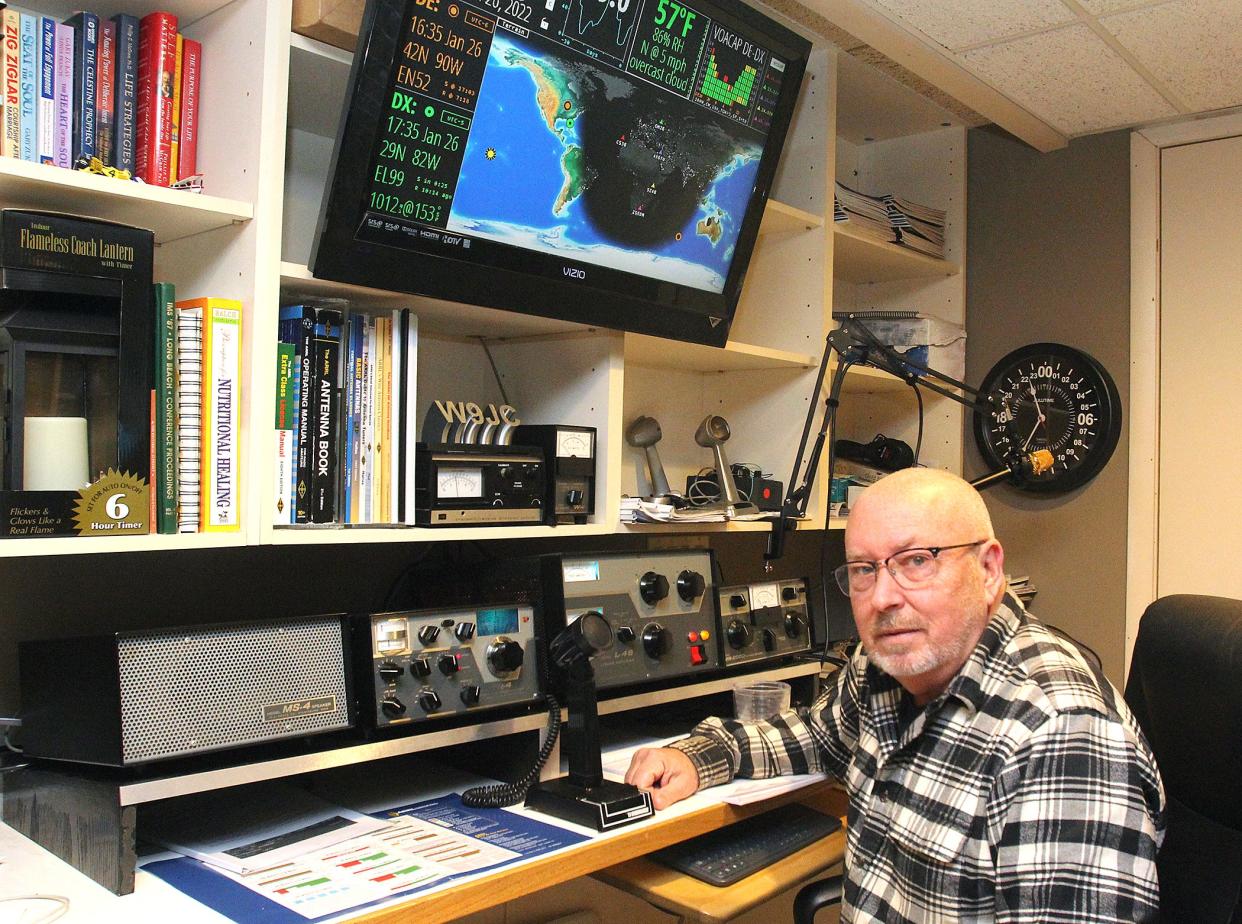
[310,0,812,346]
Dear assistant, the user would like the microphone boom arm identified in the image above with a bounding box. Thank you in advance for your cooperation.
[764,316,1020,567]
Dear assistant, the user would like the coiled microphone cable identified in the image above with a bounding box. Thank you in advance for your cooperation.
[460,694,561,808]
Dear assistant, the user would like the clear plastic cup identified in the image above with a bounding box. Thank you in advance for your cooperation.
[733,680,792,721]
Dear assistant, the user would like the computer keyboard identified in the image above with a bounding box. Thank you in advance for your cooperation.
[651,802,843,887]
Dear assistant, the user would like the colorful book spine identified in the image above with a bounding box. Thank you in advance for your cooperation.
[191,297,243,532]
[283,304,315,524]
[53,22,72,168]
[135,11,177,185]
[310,308,342,523]
[154,281,178,534]
[177,37,199,179]
[274,342,296,525]
[2,10,21,159]
[96,20,114,166]
[37,18,54,164]
[168,33,182,181]
[342,314,362,524]
[18,14,36,162]
[110,14,137,175]
[388,310,400,521]
[359,314,373,524]
[175,301,203,533]
[65,12,98,163]
[399,310,418,524]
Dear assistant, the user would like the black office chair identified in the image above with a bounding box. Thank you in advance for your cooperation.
[793,873,842,923]
[1125,594,1242,923]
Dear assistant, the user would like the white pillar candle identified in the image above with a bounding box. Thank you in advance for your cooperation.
[23,416,90,491]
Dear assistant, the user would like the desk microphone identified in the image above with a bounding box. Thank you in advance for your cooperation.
[970,449,1055,491]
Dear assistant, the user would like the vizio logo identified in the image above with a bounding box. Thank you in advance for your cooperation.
[562,266,586,280]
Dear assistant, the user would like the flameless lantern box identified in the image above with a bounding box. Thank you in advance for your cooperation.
[0,210,155,538]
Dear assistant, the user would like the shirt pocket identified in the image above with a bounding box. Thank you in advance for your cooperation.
[880,780,985,866]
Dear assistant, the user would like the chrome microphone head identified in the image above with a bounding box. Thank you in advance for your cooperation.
[695,415,747,509]
[694,415,731,447]
[626,416,663,449]
[625,416,674,499]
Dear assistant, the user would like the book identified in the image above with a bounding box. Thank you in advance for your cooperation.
[191,297,243,532]
[53,22,72,168]
[18,13,36,162]
[37,17,54,164]
[135,11,177,185]
[176,37,199,179]
[281,304,315,523]
[398,309,418,524]
[96,20,115,166]
[2,10,21,159]
[343,312,363,523]
[274,342,296,525]
[168,33,181,180]
[175,301,203,533]
[309,307,342,523]
[110,14,138,175]
[154,281,178,534]
[65,12,98,164]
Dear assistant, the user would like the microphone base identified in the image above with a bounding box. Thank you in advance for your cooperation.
[525,777,654,831]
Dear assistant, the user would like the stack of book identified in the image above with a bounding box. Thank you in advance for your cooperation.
[0,9,202,186]
[152,287,244,535]
[275,305,420,527]
[1008,574,1038,606]
[833,182,947,259]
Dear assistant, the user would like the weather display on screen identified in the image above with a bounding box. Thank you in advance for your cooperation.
[358,0,789,295]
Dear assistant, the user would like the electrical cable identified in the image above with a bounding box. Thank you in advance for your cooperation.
[477,337,511,407]
[460,694,560,808]
[912,382,925,465]
[0,896,70,923]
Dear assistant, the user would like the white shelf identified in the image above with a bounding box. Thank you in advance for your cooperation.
[0,530,246,559]
[28,0,237,27]
[115,660,821,805]
[760,199,824,235]
[0,157,252,244]
[833,221,959,284]
[269,521,613,545]
[624,333,815,373]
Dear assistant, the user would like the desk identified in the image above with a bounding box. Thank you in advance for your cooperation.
[593,787,847,924]
[0,780,843,924]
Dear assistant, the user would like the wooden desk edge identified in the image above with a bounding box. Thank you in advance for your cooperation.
[351,782,844,924]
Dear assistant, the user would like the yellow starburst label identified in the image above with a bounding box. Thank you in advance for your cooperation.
[72,469,151,537]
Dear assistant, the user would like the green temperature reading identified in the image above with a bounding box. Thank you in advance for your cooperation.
[652,0,696,37]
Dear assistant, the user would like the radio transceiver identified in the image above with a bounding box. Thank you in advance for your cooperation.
[717,578,813,667]
[415,443,546,526]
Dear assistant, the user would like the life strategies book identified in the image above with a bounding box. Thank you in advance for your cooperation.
[111,13,139,175]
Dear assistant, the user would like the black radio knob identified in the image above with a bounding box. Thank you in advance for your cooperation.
[783,585,800,602]
[487,638,524,673]
[460,684,481,706]
[437,653,460,675]
[417,625,441,646]
[418,689,442,712]
[378,661,404,684]
[641,623,670,659]
[616,625,636,644]
[454,622,476,642]
[639,571,669,605]
[729,593,746,609]
[727,619,752,649]
[676,570,705,602]
[411,656,432,678]
[380,697,406,718]
[565,488,584,506]
[785,611,805,638]
[762,628,777,652]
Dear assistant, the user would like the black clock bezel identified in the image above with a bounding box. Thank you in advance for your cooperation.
[972,343,1122,494]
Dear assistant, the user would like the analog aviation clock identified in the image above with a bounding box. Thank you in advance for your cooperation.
[973,343,1122,493]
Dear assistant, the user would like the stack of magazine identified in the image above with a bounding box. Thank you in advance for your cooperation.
[833,182,947,258]
[1007,574,1038,605]
[620,496,775,524]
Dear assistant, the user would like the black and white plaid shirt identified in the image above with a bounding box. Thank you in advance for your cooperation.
[673,595,1165,922]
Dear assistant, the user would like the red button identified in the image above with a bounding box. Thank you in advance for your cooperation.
[763,487,772,499]
[690,644,706,665]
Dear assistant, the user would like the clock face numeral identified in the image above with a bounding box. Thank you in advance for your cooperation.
[973,344,1121,494]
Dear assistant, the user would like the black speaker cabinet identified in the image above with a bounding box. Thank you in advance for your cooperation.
[18,614,354,766]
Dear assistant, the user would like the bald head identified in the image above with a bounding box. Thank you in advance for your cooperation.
[846,468,995,553]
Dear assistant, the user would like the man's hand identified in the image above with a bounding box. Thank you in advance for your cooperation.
[625,746,700,809]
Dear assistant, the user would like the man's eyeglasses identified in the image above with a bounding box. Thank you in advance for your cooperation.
[833,541,987,595]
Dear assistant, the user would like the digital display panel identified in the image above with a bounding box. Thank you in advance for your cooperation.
[311,0,810,346]
[477,606,520,635]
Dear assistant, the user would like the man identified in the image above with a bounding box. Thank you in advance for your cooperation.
[626,468,1165,922]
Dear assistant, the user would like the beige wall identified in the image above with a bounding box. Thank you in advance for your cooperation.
[965,127,1131,684]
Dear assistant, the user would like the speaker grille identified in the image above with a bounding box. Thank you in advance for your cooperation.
[116,617,350,764]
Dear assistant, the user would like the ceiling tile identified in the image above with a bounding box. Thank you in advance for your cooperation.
[1102,0,1242,111]
[1077,0,1173,15]
[870,0,1074,51]
[958,24,1177,134]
